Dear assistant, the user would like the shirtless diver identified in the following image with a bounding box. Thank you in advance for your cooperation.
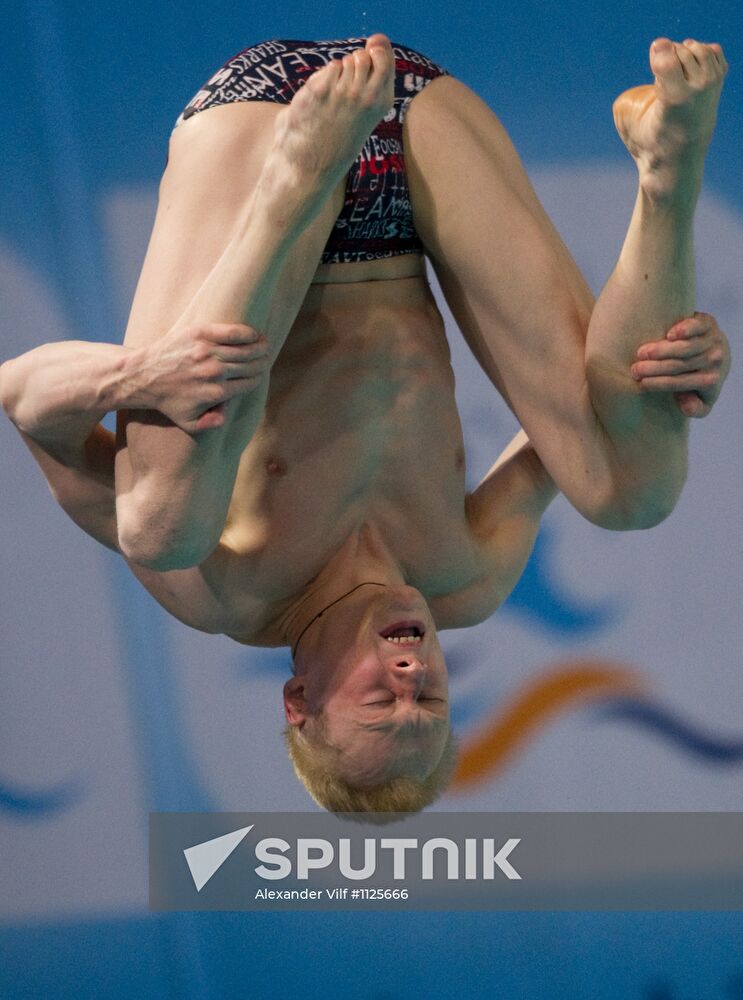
[0,35,730,812]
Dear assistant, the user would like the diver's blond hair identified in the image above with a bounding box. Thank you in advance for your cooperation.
[284,718,458,815]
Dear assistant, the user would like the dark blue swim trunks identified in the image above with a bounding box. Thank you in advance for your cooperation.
[174,39,448,265]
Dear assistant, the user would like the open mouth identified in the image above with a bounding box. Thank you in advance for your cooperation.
[379,621,425,645]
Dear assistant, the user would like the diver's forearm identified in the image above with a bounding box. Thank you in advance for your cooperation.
[0,341,143,442]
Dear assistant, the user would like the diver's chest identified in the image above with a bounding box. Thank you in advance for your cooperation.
[223,439,474,602]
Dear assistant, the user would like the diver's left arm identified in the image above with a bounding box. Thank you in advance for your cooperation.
[460,314,729,621]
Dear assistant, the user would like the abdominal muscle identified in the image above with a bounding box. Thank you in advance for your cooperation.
[135,257,488,641]
[217,258,486,621]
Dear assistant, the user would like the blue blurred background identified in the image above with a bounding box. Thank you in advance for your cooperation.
[2,1,742,998]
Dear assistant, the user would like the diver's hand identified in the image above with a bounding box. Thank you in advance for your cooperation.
[134,323,270,433]
[631,312,731,418]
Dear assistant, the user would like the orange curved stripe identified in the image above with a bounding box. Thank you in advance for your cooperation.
[452,660,647,789]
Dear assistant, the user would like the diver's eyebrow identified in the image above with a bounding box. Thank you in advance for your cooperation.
[355,713,448,735]
[356,720,397,733]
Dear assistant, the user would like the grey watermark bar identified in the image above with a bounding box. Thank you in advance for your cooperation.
[149,812,743,911]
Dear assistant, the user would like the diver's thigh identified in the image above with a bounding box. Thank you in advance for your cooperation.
[403,75,594,405]
[123,101,282,351]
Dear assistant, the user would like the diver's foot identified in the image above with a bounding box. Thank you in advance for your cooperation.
[262,34,395,228]
[612,38,728,201]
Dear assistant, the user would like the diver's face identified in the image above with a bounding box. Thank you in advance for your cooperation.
[303,585,450,785]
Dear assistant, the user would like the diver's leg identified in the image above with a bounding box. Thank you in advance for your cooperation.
[405,39,726,529]
[116,37,395,569]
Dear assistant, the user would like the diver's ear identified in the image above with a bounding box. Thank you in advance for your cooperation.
[283,677,308,727]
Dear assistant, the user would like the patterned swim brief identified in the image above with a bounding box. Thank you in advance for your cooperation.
[174,38,448,265]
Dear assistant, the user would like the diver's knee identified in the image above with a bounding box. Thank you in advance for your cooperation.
[117,506,218,571]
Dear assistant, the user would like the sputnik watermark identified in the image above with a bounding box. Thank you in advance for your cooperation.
[184,829,521,891]
[149,812,743,911]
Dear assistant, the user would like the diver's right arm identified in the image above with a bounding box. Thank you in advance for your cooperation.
[1,341,137,447]
[1,342,122,549]
[0,323,263,550]
[0,323,266,443]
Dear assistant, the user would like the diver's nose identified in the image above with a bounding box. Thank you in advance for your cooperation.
[391,652,424,670]
[390,656,426,691]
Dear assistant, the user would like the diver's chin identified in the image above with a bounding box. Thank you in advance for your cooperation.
[382,583,429,610]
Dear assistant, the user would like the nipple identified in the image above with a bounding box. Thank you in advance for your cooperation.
[266,458,287,476]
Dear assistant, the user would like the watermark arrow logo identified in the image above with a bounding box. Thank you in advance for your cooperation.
[183,825,253,891]
[149,812,743,912]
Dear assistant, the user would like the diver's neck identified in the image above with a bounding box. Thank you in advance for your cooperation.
[280,525,407,651]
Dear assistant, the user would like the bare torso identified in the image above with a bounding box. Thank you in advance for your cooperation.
[3,39,724,655]
[133,257,492,642]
